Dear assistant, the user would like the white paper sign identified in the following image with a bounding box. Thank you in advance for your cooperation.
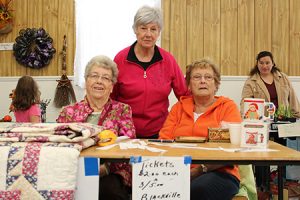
[0,43,14,50]
[75,157,99,200]
[131,156,191,200]
[278,122,300,138]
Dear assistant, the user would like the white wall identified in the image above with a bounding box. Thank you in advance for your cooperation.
[1,76,300,122]
[0,76,85,122]
[167,76,300,112]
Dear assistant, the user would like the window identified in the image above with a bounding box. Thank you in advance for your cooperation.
[74,0,161,88]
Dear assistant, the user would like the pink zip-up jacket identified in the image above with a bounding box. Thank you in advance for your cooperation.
[111,45,188,138]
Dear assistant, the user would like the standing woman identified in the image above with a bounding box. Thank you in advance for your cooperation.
[241,51,300,118]
[241,51,300,191]
[12,75,41,123]
[111,5,188,139]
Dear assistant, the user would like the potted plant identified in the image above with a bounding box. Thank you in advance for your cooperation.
[0,0,13,34]
[274,105,296,122]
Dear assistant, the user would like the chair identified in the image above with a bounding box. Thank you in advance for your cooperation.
[233,165,258,200]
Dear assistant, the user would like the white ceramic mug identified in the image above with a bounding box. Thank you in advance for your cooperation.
[243,98,276,121]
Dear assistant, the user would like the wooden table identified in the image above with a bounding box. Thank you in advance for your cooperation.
[80,140,300,200]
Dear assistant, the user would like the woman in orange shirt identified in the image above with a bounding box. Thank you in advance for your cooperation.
[159,59,241,200]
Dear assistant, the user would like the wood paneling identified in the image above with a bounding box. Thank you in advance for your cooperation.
[290,0,300,75]
[0,0,75,76]
[237,0,255,75]
[161,0,171,52]
[162,0,300,76]
[58,0,74,75]
[186,0,204,68]
[203,0,221,67]
[11,0,28,76]
[169,0,187,72]
[254,0,272,52]
[220,0,238,74]
[272,0,289,73]
[2,0,300,76]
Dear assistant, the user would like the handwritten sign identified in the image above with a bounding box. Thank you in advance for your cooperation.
[131,156,191,200]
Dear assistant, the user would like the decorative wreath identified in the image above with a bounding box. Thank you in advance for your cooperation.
[13,28,56,69]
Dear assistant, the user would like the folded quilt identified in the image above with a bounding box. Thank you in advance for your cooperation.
[0,122,103,200]
[0,142,81,200]
[0,123,103,149]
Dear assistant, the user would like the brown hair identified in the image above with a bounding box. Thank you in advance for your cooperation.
[12,75,41,111]
[186,58,221,91]
[249,51,281,76]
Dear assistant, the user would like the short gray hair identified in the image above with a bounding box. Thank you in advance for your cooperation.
[84,55,118,84]
[186,58,221,92]
[132,5,163,32]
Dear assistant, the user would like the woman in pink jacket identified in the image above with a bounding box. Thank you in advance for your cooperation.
[111,6,188,139]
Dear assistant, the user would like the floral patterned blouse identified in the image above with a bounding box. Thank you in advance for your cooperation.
[56,98,136,187]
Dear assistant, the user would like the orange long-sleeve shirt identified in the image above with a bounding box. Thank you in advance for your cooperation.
[159,95,242,180]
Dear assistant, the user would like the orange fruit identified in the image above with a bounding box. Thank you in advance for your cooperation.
[3,115,12,122]
[97,130,117,147]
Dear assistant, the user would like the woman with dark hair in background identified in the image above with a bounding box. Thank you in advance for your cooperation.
[241,50,300,193]
[241,50,300,118]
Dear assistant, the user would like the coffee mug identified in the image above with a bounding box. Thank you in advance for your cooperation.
[243,98,276,121]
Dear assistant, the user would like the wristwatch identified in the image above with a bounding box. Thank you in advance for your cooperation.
[201,164,208,173]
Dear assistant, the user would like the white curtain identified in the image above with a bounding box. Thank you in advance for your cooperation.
[74,0,161,88]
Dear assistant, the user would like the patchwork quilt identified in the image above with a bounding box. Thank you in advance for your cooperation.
[0,123,103,200]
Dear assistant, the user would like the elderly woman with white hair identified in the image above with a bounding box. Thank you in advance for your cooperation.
[111,5,188,139]
[57,55,135,199]
[159,59,242,200]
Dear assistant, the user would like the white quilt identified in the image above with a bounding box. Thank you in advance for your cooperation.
[0,123,102,200]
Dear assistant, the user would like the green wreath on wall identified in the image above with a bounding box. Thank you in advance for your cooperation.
[13,28,56,69]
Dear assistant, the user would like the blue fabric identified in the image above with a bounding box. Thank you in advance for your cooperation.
[84,157,99,176]
[184,156,192,164]
[191,171,239,200]
[129,156,142,164]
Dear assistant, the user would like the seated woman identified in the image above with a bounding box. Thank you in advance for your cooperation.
[57,55,135,200]
[159,59,241,200]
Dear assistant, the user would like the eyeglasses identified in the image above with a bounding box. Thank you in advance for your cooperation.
[87,74,112,83]
[191,74,214,81]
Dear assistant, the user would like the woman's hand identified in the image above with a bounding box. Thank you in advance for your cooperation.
[99,163,110,177]
[190,164,229,180]
[190,166,203,180]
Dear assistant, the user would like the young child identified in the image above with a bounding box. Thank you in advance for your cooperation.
[11,76,42,123]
